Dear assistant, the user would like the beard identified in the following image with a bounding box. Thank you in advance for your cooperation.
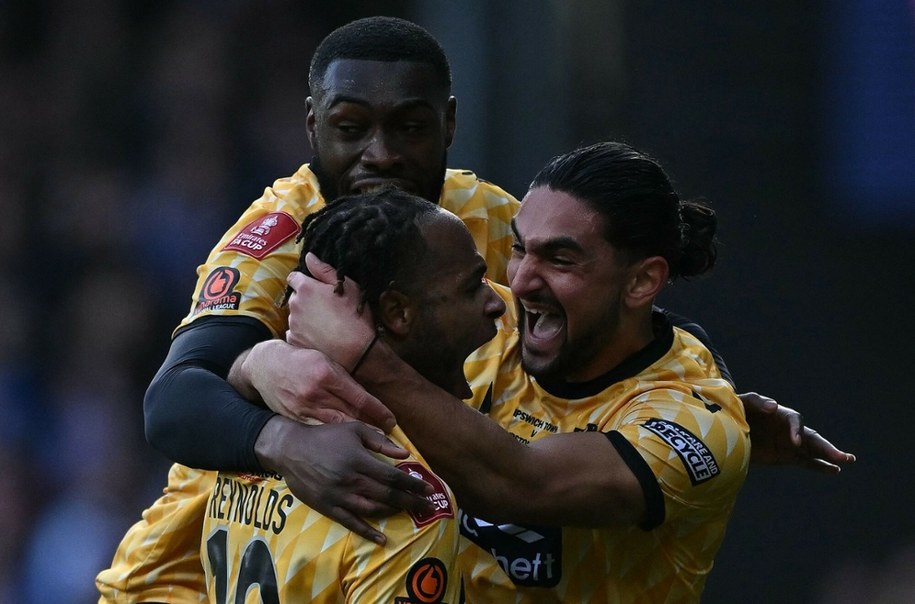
[309,149,448,205]
[519,295,624,383]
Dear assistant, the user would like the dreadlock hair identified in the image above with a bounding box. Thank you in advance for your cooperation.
[291,188,440,319]
[308,16,452,97]
[529,141,718,280]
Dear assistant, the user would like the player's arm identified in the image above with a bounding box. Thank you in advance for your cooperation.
[353,345,645,526]
[144,315,276,471]
[144,316,387,472]
[286,263,647,526]
[228,338,395,430]
[658,309,855,472]
[144,316,433,543]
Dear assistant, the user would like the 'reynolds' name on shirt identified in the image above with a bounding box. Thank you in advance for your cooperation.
[208,475,294,534]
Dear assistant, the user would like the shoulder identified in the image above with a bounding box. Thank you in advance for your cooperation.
[440,168,520,216]
[263,164,325,217]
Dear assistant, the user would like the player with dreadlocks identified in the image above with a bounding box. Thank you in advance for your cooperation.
[99,14,852,604]
[201,188,505,602]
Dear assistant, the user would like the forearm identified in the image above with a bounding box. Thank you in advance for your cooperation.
[357,343,530,514]
[144,316,275,471]
[355,342,639,525]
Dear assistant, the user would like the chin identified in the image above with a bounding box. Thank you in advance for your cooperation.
[520,352,554,381]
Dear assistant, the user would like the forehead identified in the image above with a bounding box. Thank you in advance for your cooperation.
[315,58,447,110]
[418,212,482,279]
[514,186,606,246]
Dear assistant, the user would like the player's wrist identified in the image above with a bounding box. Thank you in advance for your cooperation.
[253,414,291,474]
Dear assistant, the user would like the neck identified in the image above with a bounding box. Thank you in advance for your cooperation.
[387,338,472,399]
[564,310,655,383]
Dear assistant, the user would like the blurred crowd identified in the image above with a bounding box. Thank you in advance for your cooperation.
[0,1,400,601]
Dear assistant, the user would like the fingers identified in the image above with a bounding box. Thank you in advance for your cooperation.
[802,427,856,466]
[339,461,435,517]
[799,457,842,475]
[307,408,359,425]
[785,407,804,447]
[738,391,778,416]
[326,505,388,545]
[303,252,338,284]
[284,328,305,348]
[368,435,412,461]
[329,371,396,432]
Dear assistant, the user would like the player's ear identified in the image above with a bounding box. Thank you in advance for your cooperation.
[624,256,669,309]
[378,289,416,338]
[445,97,457,148]
[305,96,317,149]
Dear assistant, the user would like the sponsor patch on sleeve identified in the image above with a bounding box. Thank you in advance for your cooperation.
[194,266,241,313]
[643,418,720,485]
[395,557,448,604]
[396,462,454,528]
[222,211,299,259]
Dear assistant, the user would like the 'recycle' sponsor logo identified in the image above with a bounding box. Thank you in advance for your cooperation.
[643,418,719,485]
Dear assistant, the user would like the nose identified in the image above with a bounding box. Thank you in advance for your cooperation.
[485,287,507,319]
[507,254,542,298]
[362,130,401,171]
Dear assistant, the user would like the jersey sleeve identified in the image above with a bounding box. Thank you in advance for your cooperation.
[174,166,325,338]
[608,386,750,528]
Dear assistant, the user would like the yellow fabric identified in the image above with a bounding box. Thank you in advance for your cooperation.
[201,428,460,603]
[458,283,751,603]
[97,165,518,603]
[96,464,211,603]
[174,166,518,338]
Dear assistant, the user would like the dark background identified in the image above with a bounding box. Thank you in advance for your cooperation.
[1,1,911,602]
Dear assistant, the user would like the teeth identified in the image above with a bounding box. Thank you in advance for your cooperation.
[521,303,545,316]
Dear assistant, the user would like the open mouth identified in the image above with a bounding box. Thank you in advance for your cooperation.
[521,303,564,346]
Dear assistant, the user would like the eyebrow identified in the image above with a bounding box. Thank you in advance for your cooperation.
[326,95,437,112]
[462,260,487,287]
[510,219,584,255]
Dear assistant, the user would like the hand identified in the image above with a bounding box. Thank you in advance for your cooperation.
[286,254,376,371]
[741,391,856,473]
[232,340,395,432]
[255,416,435,545]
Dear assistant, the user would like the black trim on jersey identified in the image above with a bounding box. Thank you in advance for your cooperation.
[145,315,276,472]
[606,431,665,530]
[657,307,735,388]
[535,312,675,399]
[478,383,494,415]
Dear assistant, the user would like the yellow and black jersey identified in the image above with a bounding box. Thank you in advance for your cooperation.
[458,283,750,604]
[202,427,460,604]
[96,463,212,603]
[97,165,518,604]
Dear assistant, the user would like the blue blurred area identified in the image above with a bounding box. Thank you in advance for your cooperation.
[1,1,911,602]
[823,0,915,225]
